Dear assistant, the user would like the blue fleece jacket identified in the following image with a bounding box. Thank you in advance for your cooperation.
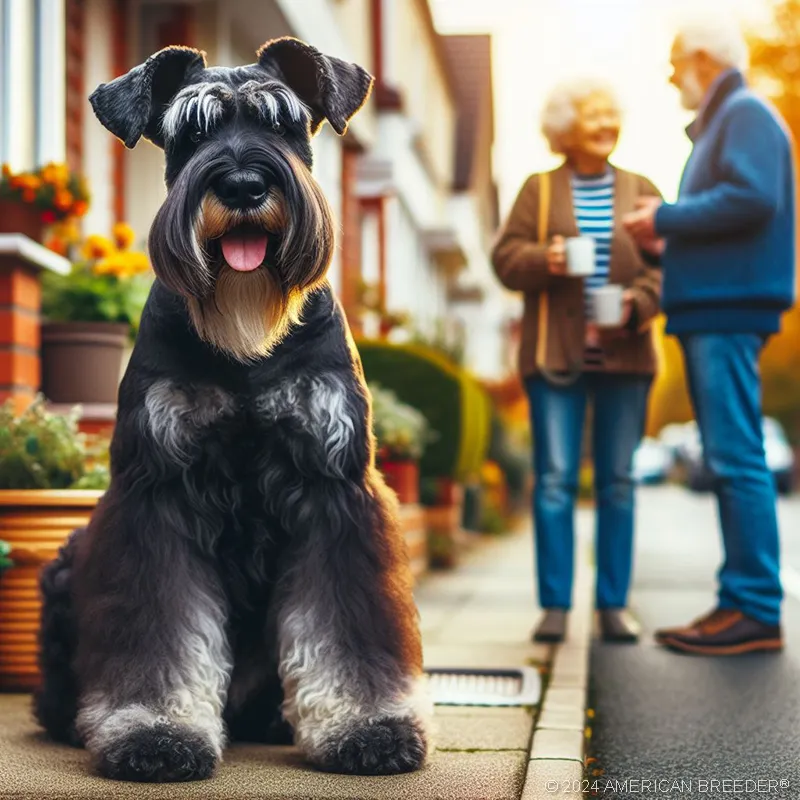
[656,70,796,334]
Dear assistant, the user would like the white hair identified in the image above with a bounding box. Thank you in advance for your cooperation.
[540,79,621,154]
[675,17,749,71]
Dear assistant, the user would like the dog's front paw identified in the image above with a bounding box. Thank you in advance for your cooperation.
[320,717,428,775]
[95,723,218,782]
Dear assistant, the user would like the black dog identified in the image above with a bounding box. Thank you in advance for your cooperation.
[33,37,430,782]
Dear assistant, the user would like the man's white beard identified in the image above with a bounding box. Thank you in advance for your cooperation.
[680,68,705,111]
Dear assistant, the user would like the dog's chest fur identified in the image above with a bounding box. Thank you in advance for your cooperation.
[118,283,367,609]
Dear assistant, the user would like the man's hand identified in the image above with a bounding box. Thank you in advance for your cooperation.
[638,237,665,257]
[623,196,662,242]
[546,235,567,275]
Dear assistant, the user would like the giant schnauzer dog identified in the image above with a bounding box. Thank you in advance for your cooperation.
[33,37,430,782]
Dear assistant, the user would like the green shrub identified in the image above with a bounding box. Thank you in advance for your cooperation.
[0,396,110,490]
[358,340,492,481]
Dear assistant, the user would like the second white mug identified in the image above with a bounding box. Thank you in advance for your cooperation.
[592,284,625,327]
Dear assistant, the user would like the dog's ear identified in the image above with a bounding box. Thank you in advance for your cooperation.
[257,37,373,135]
[89,46,206,149]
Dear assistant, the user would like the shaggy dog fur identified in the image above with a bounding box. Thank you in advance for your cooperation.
[33,37,430,783]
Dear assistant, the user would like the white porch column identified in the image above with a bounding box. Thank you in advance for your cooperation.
[35,0,66,165]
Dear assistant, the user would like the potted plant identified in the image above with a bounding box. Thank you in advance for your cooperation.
[370,382,432,504]
[40,223,153,405]
[0,396,109,691]
[0,162,89,242]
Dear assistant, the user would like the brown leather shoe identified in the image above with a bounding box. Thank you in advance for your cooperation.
[599,609,640,643]
[656,608,783,656]
[532,610,567,643]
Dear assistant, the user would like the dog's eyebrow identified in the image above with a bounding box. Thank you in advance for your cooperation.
[238,80,310,126]
[162,82,235,139]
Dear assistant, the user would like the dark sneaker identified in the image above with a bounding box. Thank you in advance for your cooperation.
[656,608,782,656]
[532,610,567,643]
[599,609,640,643]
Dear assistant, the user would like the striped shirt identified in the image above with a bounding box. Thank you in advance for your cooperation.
[571,170,615,366]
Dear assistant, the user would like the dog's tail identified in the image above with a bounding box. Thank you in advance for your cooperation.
[32,527,85,746]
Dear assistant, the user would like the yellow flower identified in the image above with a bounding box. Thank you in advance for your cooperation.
[125,251,151,275]
[112,222,136,251]
[93,253,122,277]
[82,235,115,260]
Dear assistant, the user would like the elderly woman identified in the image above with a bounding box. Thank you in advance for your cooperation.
[492,80,662,644]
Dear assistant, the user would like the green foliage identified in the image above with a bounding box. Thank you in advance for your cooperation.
[41,263,151,338]
[0,540,11,571]
[0,396,110,490]
[369,382,434,461]
[357,340,492,481]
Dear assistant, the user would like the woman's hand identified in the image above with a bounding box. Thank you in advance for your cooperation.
[546,235,567,275]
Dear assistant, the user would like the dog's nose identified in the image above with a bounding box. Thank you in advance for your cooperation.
[215,170,268,209]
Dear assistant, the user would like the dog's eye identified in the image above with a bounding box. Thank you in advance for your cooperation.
[189,128,204,144]
[271,121,285,136]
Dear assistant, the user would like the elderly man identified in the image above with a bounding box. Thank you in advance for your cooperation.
[624,20,795,655]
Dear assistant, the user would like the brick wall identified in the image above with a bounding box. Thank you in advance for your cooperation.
[0,263,41,413]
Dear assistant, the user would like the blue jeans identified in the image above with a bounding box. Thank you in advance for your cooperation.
[679,333,782,626]
[525,373,652,610]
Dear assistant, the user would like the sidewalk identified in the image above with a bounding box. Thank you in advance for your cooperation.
[0,522,594,800]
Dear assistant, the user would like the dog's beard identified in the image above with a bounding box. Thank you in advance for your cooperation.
[187,266,304,362]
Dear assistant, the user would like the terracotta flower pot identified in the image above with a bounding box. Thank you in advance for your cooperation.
[379,459,420,504]
[0,200,46,242]
[0,490,102,692]
[41,321,129,404]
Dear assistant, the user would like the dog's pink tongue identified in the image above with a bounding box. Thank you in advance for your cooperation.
[221,233,268,272]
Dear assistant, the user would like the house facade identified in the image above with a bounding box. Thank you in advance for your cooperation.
[0,0,514,413]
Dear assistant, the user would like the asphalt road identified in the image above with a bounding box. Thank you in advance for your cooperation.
[588,484,800,800]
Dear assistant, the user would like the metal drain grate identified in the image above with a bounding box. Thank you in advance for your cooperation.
[425,667,541,707]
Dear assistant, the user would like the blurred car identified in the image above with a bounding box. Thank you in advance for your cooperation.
[632,437,674,484]
[682,417,794,495]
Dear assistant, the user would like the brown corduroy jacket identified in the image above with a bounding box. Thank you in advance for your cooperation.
[492,163,662,378]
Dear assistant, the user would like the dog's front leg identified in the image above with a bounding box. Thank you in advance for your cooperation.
[274,478,431,775]
[73,499,231,782]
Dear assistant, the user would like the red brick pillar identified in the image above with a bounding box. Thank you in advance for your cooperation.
[0,236,70,414]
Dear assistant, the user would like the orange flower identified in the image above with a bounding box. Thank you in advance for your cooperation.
[1,163,11,179]
[72,200,89,217]
[22,188,37,203]
[81,234,115,260]
[54,189,73,211]
[45,237,68,256]
[112,222,136,251]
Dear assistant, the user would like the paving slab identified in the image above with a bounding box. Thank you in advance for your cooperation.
[521,759,585,799]
[433,707,534,752]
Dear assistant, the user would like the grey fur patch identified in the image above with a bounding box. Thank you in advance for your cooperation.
[143,380,237,465]
[77,583,232,760]
[256,374,355,477]
[277,585,432,763]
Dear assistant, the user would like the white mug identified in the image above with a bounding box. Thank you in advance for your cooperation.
[592,284,625,327]
[564,236,596,277]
